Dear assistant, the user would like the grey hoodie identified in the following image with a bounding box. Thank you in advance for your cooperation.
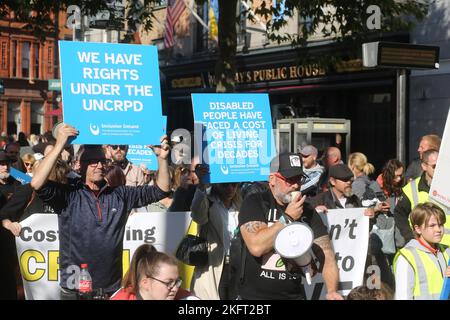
[352,174,372,200]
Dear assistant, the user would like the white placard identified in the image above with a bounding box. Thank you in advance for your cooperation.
[15,212,191,300]
[304,208,369,299]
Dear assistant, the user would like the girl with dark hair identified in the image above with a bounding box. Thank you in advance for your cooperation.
[110,244,198,300]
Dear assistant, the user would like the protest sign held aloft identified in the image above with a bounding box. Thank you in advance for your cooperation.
[192,93,276,183]
[59,41,164,145]
[430,109,450,208]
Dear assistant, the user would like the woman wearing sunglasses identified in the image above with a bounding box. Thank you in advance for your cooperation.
[21,153,36,176]
[110,244,198,300]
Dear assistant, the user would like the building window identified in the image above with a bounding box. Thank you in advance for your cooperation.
[1,42,7,70]
[34,43,40,79]
[48,46,53,74]
[22,41,30,78]
[12,41,17,76]
[31,102,44,134]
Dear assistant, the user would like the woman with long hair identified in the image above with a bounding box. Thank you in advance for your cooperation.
[348,152,375,200]
[110,244,197,300]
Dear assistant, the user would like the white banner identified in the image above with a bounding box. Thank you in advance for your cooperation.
[430,108,450,208]
[15,212,191,300]
[304,208,369,299]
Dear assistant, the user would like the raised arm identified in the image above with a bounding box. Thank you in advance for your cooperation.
[149,135,170,193]
[30,124,78,190]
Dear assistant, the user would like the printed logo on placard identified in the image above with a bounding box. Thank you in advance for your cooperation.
[89,124,100,136]
[220,165,229,175]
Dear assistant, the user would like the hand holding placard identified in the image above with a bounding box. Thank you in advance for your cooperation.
[54,123,79,148]
[148,135,170,160]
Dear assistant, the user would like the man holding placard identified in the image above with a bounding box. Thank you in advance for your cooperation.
[30,124,171,299]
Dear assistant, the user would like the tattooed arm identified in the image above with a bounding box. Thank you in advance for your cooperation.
[240,219,285,257]
[312,235,343,300]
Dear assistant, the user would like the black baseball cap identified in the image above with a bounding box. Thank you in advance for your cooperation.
[270,152,306,178]
[329,164,354,181]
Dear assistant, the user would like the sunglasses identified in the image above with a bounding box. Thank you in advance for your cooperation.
[110,145,127,151]
[24,162,33,167]
[274,172,307,185]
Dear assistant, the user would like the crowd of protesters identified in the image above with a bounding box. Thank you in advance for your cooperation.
[0,127,449,300]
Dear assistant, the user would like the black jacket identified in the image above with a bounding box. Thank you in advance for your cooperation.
[394,172,429,244]
[36,180,169,293]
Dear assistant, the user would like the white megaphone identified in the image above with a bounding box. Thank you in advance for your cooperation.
[274,221,314,285]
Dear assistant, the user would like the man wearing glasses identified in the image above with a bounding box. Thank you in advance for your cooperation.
[395,149,450,246]
[238,152,343,300]
[106,144,145,186]
[30,124,171,299]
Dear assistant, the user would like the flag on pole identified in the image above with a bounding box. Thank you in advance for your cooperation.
[164,0,186,49]
[208,0,219,40]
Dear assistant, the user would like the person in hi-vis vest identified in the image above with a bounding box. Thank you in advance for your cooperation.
[394,203,450,300]
[394,150,450,247]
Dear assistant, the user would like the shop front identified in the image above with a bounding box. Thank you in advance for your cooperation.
[161,42,402,174]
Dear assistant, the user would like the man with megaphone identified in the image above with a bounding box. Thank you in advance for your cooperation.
[237,152,343,300]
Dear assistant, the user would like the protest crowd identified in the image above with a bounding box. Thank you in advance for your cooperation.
[0,126,449,301]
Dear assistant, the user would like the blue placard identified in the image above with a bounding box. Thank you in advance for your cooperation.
[59,41,164,145]
[162,115,167,135]
[441,261,450,300]
[10,167,32,185]
[191,93,276,183]
[127,145,158,171]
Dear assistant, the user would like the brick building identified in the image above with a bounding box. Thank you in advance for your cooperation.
[0,10,71,136]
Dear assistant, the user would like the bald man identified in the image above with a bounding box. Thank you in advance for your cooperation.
[319,147,344,192]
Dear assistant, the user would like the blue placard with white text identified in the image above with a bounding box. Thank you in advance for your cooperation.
[191,93,276,183]
[127,145,158,171]
[10,167,32,185]
[59,41,164,145]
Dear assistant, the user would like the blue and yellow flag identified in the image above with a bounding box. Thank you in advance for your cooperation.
[209,0,219,40]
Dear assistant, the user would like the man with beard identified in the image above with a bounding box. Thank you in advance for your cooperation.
[106,144,145,186]
[0,150,21,299]
[309,164,377,216]
[237,152,343,300]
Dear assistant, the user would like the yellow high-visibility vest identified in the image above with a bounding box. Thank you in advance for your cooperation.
[403,178,450,246]
[393,244,450,299]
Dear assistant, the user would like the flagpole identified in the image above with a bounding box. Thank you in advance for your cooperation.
[180,0,218,42]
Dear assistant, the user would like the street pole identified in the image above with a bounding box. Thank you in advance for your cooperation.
[396,69,407,164]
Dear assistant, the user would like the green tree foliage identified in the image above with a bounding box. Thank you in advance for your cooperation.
[1,0,431,92]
